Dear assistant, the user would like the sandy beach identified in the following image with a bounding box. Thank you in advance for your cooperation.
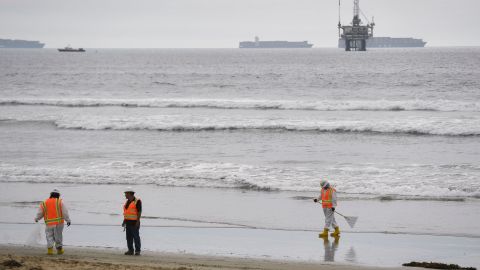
[1,183,479,269]
[0,244,411,270]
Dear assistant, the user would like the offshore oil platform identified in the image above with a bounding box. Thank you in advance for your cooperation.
[338,0,374,51]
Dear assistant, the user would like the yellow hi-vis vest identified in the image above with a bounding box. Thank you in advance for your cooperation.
[41,198,64,226]
[321,188,335,208]
[123,198,139,220]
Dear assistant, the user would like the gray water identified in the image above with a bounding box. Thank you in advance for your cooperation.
[1,48,480,199]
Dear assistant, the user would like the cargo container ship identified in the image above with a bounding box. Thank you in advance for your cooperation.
[240,36,313,48]
[338,37,426,48]
[0,38,44,48]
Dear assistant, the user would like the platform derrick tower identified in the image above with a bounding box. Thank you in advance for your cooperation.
[338,0,374,51]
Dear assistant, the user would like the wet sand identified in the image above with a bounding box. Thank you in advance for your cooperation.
[0,244,407,270]
[1,183,480,268]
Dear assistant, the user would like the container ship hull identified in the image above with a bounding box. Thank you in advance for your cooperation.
[338,37,426,48]
[0,39,44,48]
[240,37,313,48]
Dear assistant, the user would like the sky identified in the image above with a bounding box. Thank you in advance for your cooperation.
[1,0,479,48]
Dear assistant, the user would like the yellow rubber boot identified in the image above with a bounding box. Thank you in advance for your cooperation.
[319,228,329,238]
[330,226,340,237]
[47,248,54,255]
[57,248,64,255]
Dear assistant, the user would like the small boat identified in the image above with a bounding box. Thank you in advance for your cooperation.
[58,46,85,52]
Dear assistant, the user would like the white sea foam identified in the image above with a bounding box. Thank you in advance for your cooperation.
[49,114,480,136]
[1,98,479,112]
[1,161,478,199]
[2,111,479,136]
[2,102,479,136]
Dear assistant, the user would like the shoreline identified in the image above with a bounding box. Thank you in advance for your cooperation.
[0,244,406,270]
[1,223,479,268]
[1,183,479,268]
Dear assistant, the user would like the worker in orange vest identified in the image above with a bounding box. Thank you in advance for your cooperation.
[34,188,71,255]
[314,180,340,238]
[122,187,142,255]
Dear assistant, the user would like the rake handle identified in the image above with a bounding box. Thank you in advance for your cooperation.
[313,200,344,216]
[333,210,347,218]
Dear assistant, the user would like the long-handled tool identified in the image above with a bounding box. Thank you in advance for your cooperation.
[334,210,358,228]
[314,199,359,228]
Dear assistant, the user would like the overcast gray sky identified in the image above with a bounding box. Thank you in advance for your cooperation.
[1,0,479,48]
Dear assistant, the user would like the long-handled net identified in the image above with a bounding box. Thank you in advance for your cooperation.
[334,211,358,228]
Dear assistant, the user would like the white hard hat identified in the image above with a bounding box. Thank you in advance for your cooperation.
[124,186,135,193]
[51,188,60,194]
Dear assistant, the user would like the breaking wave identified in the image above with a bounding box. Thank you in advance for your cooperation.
[51,118,480,137]
[2,116,479,136]
[0,161,478,199]
[1,98,479,112]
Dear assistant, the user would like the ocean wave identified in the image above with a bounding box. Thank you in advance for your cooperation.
[2,118,478,137]
[291,195,466,202]
[2,111,479,136]
[375,195,466,202]
[1,98,479,112]
[51,118,480,137]
[0,161,479,199]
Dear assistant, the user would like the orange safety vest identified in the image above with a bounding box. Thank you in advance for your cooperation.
[321,188,335,208]
[123,198,139,220]
[40,198,64,226]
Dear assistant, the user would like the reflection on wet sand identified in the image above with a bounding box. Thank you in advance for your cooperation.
[322,236,340,262]
[345,246,357,263]
[321,236,357,263]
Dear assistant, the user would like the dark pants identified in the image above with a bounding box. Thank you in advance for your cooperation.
[125,224,141,252]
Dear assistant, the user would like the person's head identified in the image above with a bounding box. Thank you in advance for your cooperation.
[320,180,330,189]
[124,187,135,200]
[50,188,60,198]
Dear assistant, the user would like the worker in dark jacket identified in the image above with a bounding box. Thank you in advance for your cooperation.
[122,187,142,255]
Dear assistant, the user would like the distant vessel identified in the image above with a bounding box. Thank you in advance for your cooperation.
[240,36,313,48]
[0,38,44,48]
[58,46,85,52]
[338,37,426,48]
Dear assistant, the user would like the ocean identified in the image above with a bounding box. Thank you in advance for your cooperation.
[1,48,479,266]
[1,48,479,198]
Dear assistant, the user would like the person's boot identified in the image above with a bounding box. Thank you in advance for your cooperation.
[319,228,329,238]
[124,250,134,255]
[330,226,340,237]
[57,247,64,255]
[47,248,54,255]
[134,251,141,256]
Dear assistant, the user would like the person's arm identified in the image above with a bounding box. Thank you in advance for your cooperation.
[61,201,71,225]
[332,190,337,208]
[135,200,142,227]
[34,203,44,222]
[122,201,126,227]
[313,190,322,202]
